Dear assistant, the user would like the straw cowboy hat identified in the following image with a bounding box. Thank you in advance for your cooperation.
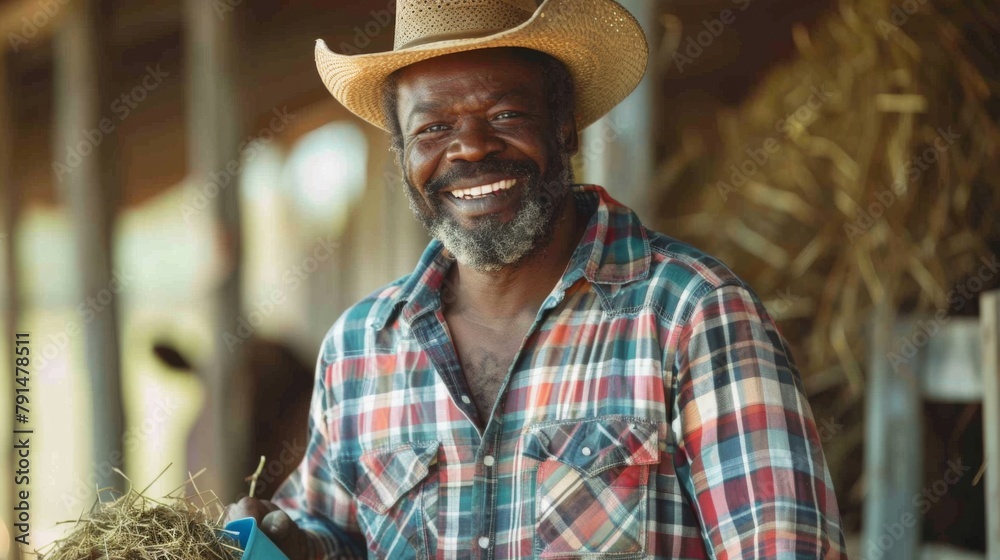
[314,0,649,132]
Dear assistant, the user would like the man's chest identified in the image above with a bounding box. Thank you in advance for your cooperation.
[323,307,694,559]
[329,302,677,449]
[445,312,534,424]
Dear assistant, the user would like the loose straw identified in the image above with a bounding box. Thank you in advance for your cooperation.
[247,456,267,499]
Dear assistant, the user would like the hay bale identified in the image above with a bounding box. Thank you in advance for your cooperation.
[38,468,243,560]
[658,0,1000,527]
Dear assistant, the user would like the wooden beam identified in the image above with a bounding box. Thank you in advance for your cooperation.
[581,0,657,223]
[52,0,125,491]
[185,0,246,501]
[863,303,923,560]
[981,291,1000,558]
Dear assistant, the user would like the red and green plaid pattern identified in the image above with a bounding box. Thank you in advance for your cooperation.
[272,185,848,559]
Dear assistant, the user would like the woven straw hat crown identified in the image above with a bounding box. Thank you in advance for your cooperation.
[314,0,649,132]
[395,0,539,50]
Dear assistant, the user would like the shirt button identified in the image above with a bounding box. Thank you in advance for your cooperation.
[478,536,490,549]
[581,446,592,456]
[461,395,471,404]
[483,455,495,467]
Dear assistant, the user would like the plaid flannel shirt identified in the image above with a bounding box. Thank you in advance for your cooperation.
[272,184,848,559]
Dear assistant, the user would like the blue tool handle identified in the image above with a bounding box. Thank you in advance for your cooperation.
[223,517,291,560]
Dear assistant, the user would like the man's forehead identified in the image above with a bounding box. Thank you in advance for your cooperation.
[400,72,503,94]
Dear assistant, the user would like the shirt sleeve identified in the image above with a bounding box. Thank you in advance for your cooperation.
[271,337,366,559]
[671,283,848,559]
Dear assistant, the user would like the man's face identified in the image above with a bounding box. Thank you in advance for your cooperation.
[393,48,576,271]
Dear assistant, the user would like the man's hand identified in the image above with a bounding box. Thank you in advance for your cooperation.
[224,497,309,560]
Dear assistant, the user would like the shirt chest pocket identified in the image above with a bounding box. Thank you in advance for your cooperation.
[522,417,659,558]
[333,441,439,560]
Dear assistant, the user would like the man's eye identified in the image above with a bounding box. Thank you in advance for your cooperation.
[421,124,449,134]
[494,111,520,120]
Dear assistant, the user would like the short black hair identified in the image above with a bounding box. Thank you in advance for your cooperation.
[380,47,576,160]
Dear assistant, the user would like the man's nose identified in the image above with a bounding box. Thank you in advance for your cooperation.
[446,118,505,162]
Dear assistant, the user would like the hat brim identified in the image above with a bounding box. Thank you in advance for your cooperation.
[314,0,649,132]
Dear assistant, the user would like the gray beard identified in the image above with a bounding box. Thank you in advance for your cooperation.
[403,154,573,272]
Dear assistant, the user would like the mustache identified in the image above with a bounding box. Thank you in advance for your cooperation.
[424,158,540,195]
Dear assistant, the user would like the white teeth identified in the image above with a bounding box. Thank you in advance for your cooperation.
[450,179,516,199]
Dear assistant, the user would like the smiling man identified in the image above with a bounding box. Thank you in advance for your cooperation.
[225,0,848,558]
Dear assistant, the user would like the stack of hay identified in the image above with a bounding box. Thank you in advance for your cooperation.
[660,0,1000,527]
[39,469,242,560]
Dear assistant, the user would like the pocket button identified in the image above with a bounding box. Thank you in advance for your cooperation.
[581,446,592,456]
[478,537,490,549]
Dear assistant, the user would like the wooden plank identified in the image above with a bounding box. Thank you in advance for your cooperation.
[913,318,982,402]
[981,291,1000,559]
[53,0,125,492]
[582,0,656,224]
[863,303,923,560]
[184,0,246,501]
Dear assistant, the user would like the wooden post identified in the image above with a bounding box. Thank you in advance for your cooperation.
[185,0,246,501]
[1,45,24,560]
[981,291,1000,557]
[3,1,65,555]
[52,0,125,492]
[863,303,922,559]
[581,0,656,224]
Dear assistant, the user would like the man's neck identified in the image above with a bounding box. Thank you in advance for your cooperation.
[445,191,586,325]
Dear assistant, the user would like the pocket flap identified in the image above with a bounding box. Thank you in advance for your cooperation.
[335,441,439,514]
[523,417,659,477]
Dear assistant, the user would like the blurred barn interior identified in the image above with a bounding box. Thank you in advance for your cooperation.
[0,0,998,558]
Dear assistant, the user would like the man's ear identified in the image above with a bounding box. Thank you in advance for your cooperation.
[561,115,580,155]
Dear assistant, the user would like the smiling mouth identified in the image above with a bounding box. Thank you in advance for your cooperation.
[447,179,517,200]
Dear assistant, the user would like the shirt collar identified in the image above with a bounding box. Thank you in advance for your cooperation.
[369,184,650,330]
